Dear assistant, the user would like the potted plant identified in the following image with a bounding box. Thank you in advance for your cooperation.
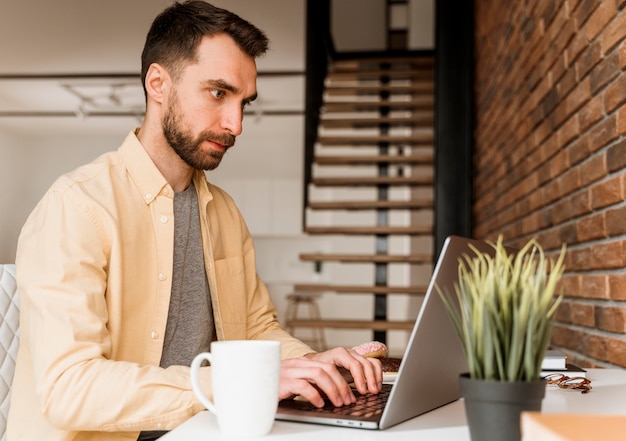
[437,236,565,441]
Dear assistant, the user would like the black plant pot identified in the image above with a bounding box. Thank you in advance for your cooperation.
[460,373,546,441]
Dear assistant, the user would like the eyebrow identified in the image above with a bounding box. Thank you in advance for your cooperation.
[205,79,258,103]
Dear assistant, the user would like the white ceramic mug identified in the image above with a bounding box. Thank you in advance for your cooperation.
[190,340,281,437]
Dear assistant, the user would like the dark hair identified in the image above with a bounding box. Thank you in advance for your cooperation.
[140,1,269,95]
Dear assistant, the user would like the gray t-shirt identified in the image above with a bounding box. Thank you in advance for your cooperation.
[138,182,213,440]
[160,181,213,367]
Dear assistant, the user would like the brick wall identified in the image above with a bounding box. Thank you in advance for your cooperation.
[474,0,626,368]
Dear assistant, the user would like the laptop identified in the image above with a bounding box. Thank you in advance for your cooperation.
[276,235,498,430]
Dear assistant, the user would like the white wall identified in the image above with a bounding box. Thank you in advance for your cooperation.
[0,123,132,263]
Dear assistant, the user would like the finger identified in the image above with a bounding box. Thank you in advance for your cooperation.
[332,348,382,395]
[280,378,325,408]
[281,360,355,407]
[308,363,355,406]
[364,357,383,393]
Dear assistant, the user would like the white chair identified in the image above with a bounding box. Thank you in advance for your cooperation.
[0,264,19,441]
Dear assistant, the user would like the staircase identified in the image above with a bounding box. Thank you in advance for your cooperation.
[293,54,436,345]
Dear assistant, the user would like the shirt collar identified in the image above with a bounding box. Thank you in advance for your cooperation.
[118,130,171,205]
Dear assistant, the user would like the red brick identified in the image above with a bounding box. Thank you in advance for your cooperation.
[570,301,597,327]
[577,95,604,133]
[556,167,581,198]
[586,0,617,42]
[557,114,581,147]
[577,212,606,241]
[579,153,607,187]
[605,75,626,113]
[616,106,626,135]
[590,53,620,93]
[570,190,592,217]
[555,301,571,323]
[607,337,626,367]
[567,248,590,271]
[591,174,624,208]
[601,7,626,54]
[608,274,626,300]
[596,305,626,332]
[590,241,625,269]
[549,148,570,178]
[581,274,610,299]
[607,138,626,172]
[566,23,590,65]
[557,78,591,127]
[606,206,626,235]
[588,114,617,152]
[554,55,573,93]
[551,325,584,351]
[552,197,573,224]
[618,39,626,69]
[575,41,602,80]
[568,132,590,164]
[557,272,580,297]
[584,334,609,361]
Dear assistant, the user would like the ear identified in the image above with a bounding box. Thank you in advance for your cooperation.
[144,63,170,104]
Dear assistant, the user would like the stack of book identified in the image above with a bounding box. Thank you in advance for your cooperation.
[541,349,586,378]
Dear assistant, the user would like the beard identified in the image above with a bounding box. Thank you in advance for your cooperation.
[162,91,236,171]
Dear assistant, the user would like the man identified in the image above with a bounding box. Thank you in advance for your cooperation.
[7,2,382,440]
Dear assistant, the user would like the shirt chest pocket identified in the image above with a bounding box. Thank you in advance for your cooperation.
[213,255,248,328]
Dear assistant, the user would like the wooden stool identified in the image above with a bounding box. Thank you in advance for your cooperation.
[284,292,327,351]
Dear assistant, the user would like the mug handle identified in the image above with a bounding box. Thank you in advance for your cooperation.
[190,352,218,414]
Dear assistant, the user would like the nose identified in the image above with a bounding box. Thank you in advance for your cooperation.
[221,104,244,136]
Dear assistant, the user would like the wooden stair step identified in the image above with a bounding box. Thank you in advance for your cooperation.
[314,153,433,166]
[317,134,433,146]
[332,56,433,70]
[325,83,434,97]
[286,319,415,331]
[304,225,432,235]
[311,175,432,187]
[320,115,433,129]
[332,53,433,64]
[307,199,433,210]
[293,283,427,295]
[326,70,433,82]
[299,253,432,264]
[323,100,433,113]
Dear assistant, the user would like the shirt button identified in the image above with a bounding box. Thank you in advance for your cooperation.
[163,189,169,195]
[160,215,168,223]
[151,331,159,339]
[146,193,152,200]
[159,273,167,281]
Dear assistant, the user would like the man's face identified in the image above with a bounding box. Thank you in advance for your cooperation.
[162,34,258,170]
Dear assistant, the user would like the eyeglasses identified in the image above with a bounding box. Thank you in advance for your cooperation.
[543,373,592,394]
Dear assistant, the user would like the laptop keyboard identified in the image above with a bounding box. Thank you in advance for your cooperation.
[299,383,393,417]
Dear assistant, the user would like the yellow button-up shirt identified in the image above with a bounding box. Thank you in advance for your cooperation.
[8,131,312,440]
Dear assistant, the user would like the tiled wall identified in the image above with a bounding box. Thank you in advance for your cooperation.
[474,0,626,368]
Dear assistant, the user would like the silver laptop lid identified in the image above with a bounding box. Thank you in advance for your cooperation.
[276,236,498,430]
[378,235,480,428]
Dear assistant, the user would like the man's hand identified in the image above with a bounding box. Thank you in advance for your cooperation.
[279,347,383,408]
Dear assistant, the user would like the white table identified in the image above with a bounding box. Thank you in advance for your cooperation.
[160,369,626,440]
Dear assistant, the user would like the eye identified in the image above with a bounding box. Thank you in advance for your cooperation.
[241,99,253,109]
[210,89,225,100]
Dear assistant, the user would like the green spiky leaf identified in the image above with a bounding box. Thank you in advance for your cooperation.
[436,237,565,382]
